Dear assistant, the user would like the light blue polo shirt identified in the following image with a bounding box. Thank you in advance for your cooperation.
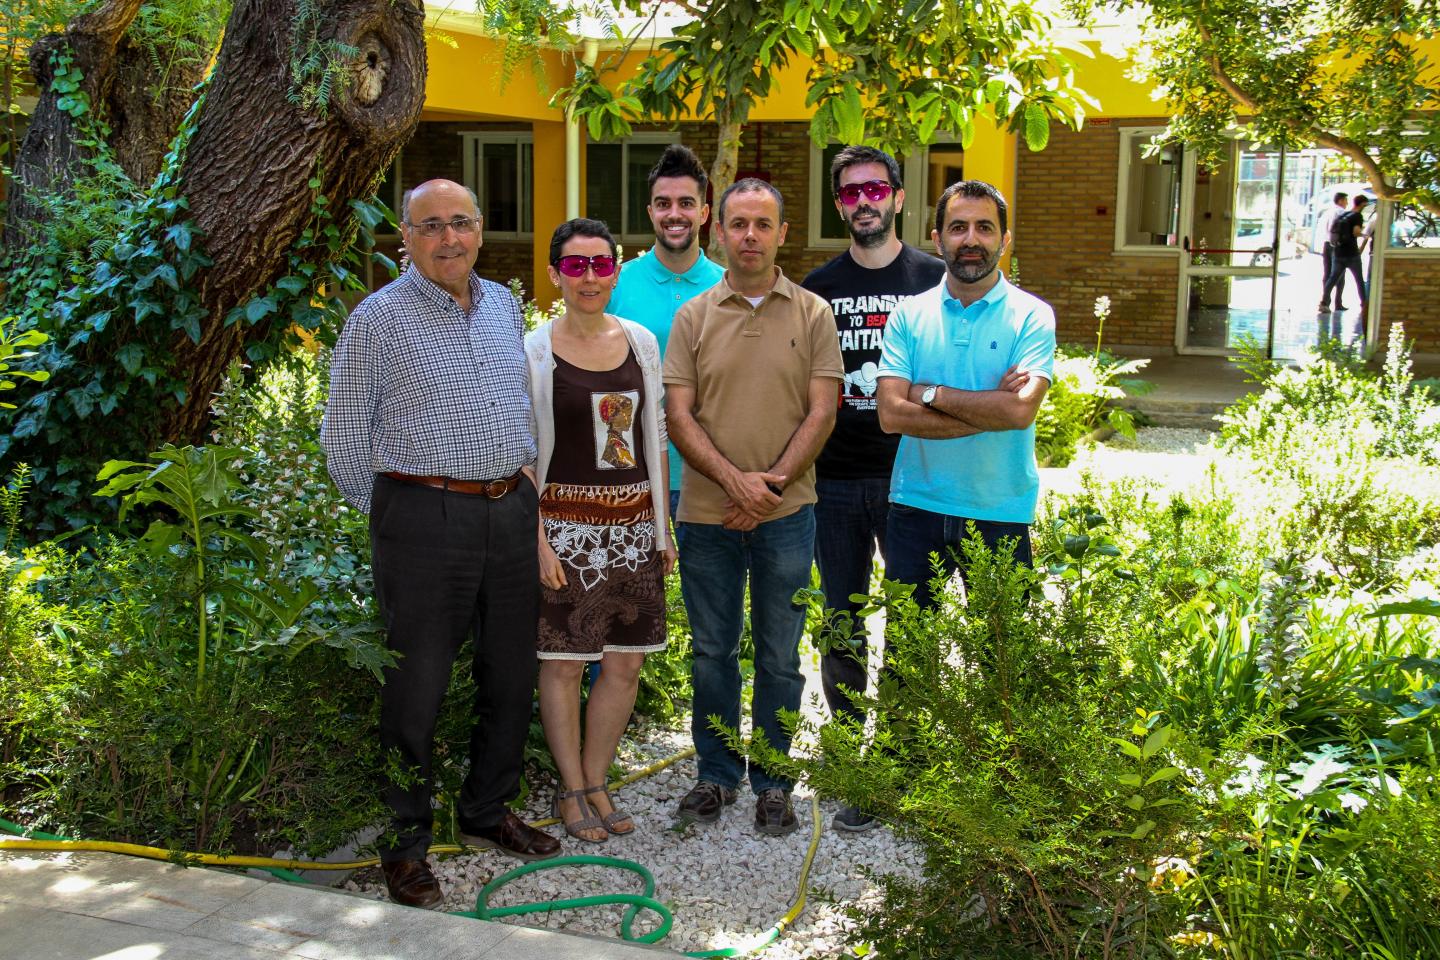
[608,248,725,491]
[877,275,1056,524]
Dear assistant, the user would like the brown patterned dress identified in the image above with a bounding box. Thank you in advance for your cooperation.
[537,349,666,660]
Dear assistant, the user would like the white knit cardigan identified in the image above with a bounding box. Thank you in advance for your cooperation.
[524,316,670,532]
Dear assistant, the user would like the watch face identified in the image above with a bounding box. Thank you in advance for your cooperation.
[922,386,937,406]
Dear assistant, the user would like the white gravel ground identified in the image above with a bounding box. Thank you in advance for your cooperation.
[351,426,1221,957]
[349,722,924,958]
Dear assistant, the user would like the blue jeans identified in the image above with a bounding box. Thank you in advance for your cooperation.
[1322,252,1366,308]
[814,477,890,722]
[885,503,1033,611]
[677,506,815,794]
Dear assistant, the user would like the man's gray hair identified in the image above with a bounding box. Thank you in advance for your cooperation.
[717,177,785,224]
[401,183,481,223]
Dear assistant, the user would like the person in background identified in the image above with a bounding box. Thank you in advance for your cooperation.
[1316,190,1348,311]
[1320,194,1369,313]
[526,218,676,843]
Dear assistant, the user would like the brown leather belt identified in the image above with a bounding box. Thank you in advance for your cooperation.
[382,470,524,499]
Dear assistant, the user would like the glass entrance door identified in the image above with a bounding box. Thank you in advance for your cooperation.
[1178,142,1281,355]
[1177,142,1369,358]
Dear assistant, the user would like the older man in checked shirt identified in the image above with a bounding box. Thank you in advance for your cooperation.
[322,178,559,910]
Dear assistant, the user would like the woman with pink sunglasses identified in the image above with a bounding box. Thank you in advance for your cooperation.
[523,218,677,843]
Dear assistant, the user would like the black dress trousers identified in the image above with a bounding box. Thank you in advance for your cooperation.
[368,473,540,863]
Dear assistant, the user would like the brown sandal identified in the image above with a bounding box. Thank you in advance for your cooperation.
[553,787,607,843]
[583,784,635,836]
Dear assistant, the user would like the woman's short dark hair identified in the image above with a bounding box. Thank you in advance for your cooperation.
[549,218,617,263]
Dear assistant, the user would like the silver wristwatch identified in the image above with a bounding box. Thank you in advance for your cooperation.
[921,385,940,409]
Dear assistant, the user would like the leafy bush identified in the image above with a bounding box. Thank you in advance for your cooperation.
[1034,298,1152,468]
[775,333,1440,958]
[762,534,1187,958]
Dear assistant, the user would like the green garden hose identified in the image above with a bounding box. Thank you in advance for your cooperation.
[0,747,827,958]
[458,794,824,959]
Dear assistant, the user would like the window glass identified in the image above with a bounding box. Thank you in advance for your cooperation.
[1122,133,1183,248]
[482,142,519,233]
[586,144,623,234]
[817,143,847,241]
[922,147,964,232]
[1391,203,1440,249]
[519,141,534,235]
[626,142,670,236]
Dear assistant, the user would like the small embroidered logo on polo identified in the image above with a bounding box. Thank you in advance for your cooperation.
[990,340,998,350]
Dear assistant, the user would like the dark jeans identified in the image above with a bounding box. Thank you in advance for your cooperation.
[1319,241,1333,294]
[885,503,1033,612]
[676,506,815,794]
[813,476,890,723]
[1321,251,1366,308]
[370,474,540,863]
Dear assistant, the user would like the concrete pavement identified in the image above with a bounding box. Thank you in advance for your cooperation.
[0,849,679,959]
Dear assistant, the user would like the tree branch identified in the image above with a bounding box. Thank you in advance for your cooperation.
[1197,23,1413,208]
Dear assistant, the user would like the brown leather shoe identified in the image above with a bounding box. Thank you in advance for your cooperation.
[380,858,444,909]
[458,811,561,861]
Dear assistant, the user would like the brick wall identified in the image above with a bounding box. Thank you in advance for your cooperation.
[1016,118,1180,349]
[1380,257,1440,354]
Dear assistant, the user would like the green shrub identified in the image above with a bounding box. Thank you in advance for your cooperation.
[760,535,1187,958]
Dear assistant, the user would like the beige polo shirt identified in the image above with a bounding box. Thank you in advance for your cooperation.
[663,268,844,524]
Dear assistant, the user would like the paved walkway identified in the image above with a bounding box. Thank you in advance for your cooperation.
[0,849,678,959]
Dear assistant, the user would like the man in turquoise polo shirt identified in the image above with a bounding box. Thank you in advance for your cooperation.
[876,179,1055,609]
[607,144,725,513]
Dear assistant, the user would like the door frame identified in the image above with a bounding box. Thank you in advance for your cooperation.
[1173,141,1285,357]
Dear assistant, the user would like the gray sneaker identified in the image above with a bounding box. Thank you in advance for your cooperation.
[832,804,878,832]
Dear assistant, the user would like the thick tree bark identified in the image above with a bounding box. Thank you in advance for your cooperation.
[706,108,741,264]
[3,0,142,249]
[164,0,426,442]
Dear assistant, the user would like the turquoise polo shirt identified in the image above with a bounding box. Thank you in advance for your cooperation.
[877,275,1056,524]
[608,248,725,491]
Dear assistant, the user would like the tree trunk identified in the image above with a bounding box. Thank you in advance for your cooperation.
[163,0,426,442]
[706,106,741,264]
[3,0,142,250]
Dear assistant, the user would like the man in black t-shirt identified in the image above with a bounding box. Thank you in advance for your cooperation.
[1320,194,1369,312]
[801,146,944,833]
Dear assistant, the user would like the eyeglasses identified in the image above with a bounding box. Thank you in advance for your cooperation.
[552,254,618,278]
[836,180,895,206]
[407,217,482,238]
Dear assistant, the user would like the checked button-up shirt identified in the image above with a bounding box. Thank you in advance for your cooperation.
[321,268,536,514]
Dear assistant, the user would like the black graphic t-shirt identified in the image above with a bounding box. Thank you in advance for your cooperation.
[802,244,945,480]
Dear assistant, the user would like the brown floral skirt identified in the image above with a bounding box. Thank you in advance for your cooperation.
[537,480,666,661]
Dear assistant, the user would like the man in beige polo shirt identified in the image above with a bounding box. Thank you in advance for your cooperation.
[663,178,843,836]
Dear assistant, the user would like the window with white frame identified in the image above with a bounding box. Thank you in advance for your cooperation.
[585,134,680,242]
[462,133,533,237]
[1115,127,1185,252]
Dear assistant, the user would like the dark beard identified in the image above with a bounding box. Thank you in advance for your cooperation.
[944,243,1000,284]
[847,205,894,248]
[655,224,694,254]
